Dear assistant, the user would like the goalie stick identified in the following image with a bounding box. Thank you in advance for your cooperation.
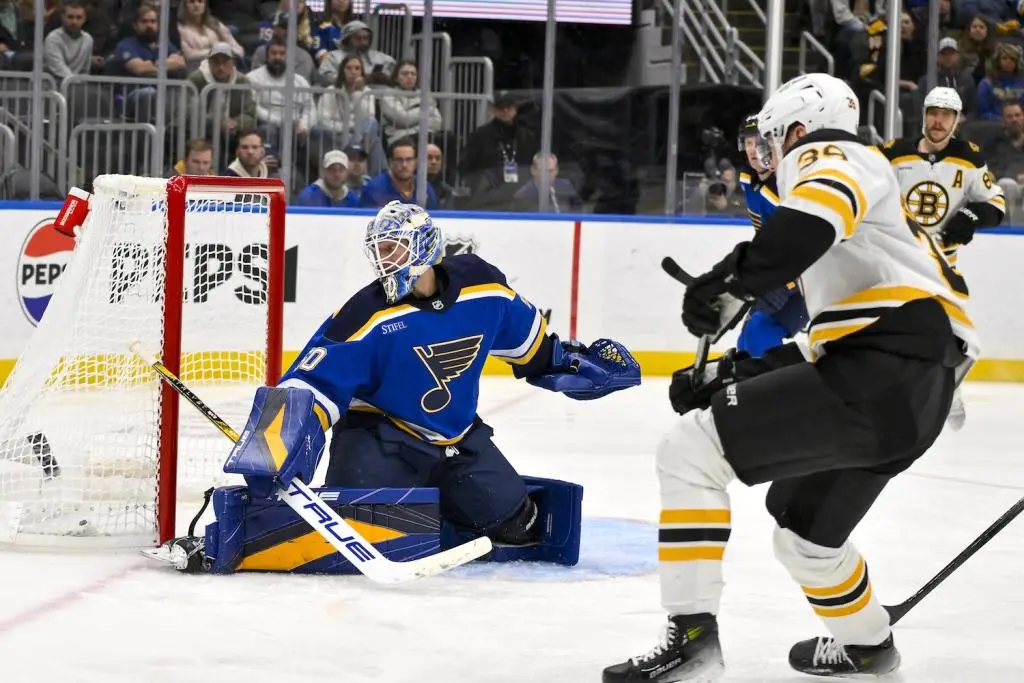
[884,493,1024,625]
[129,342,493,584]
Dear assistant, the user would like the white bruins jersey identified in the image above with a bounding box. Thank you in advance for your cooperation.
[777,135,979,361]
[882,137,1005,262]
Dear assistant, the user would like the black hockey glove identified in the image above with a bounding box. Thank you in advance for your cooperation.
[940,207,980,247]
[681,245,754,338]
[668,348,760,415]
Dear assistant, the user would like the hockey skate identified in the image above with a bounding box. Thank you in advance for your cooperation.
[788,634,900,677]
[603,614,724,682]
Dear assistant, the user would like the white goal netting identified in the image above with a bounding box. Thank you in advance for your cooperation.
[0,175,282,548]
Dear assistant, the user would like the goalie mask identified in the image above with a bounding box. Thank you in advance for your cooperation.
[921,86,962,145]
[364,200,443,304]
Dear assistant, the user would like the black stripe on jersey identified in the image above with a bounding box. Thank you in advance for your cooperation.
[658,528,732,544]
[793,177,859,219]
[738,207,836,296]
[805,567,871,608]
[811,307,893,326]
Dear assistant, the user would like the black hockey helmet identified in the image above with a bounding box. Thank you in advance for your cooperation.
[737,114,759,151]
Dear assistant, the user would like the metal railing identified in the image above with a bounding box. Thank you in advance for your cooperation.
[734,38,764,87]
[799,31,835,76]
[0,88,67,187]
[410,32,453,94]
[60,75,199,173]
[450,57,495,129]
[866,89,904,144]
[369,3,414,62]
[671,0,721,83]
[194,80,489,190]
[721,0,766,25]
[0,124,15,175]
[659,0,761,86]
[67,123,159,191]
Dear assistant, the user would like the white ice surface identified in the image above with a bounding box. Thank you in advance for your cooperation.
[0,378,1022,682]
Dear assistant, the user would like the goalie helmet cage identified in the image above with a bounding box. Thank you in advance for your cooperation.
[0,174,285,549]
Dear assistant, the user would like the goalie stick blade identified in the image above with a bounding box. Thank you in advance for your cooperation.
[661,256,695,286]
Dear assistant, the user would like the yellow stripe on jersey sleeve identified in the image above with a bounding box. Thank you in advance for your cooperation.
[761,185,780,205]
[788,169,867,241]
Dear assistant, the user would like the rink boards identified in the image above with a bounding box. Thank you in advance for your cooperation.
[1,203,1023,383]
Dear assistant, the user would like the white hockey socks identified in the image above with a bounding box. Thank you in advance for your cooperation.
[773,526,891,646]
[656,409,736,616]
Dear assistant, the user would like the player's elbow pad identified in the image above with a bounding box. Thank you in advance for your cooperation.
[223,386,327,498]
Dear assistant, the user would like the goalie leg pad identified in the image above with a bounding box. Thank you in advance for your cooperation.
[441,475,584,566]
[204,485,442,574]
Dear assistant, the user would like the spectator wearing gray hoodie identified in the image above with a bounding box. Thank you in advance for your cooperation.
[318,20,396,87]
[43,0,93,80]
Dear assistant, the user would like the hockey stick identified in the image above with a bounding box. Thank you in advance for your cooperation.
[661,257,750,384]
[885,493,1024,625]
[129,342,493,584]
[661,257,712,381]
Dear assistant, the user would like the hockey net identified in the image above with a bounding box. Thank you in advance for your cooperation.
[0,175,285,548]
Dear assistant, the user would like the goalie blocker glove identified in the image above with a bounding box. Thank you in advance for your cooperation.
[223,386,327,499]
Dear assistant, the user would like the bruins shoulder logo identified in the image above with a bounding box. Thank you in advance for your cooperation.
[968,141,980,153]
[882,139,896,149]
[414,335,484,412]
[905,181,950,227]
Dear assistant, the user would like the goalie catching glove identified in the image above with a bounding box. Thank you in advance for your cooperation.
[524,336,641,400]
[223,386,327,499]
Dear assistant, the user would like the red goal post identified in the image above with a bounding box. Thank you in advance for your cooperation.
[158,175,286,543]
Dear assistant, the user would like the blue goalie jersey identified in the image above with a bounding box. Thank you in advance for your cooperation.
[278,254,547,445]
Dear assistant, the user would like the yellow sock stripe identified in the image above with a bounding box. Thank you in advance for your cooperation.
[801,558,865,598]
[811,584,874,618]
[659,509,731,525]
[658,546,726,562]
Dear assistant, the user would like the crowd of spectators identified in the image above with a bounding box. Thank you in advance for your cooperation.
[0,0,589,212]
[8,0,1024,218]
